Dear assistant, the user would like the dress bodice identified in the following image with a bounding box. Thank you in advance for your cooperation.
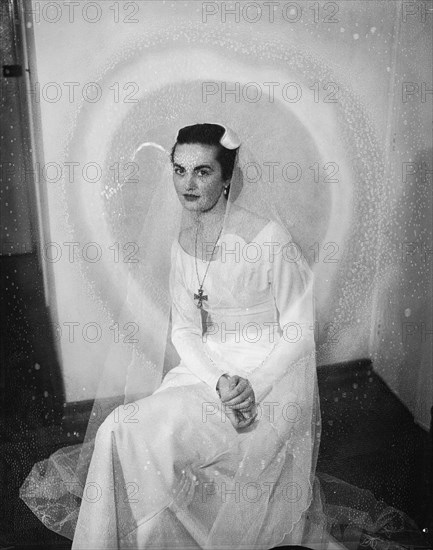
[170,220,315,381]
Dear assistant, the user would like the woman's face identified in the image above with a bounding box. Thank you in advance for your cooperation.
[172,143,227,212]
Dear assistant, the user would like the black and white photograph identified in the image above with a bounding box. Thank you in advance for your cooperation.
[0,1,432,549]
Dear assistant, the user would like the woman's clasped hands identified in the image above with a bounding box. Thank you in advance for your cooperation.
[216,374,257,429]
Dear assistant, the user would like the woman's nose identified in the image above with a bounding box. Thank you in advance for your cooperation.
[185,174,198,191]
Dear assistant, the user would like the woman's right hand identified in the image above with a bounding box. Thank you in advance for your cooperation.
[217,375,257,430]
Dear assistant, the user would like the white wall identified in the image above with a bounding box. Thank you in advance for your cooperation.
[28,0,432,427]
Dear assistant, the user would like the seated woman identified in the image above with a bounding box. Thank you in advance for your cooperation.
[70,123,325,549]
[21,124,414,550]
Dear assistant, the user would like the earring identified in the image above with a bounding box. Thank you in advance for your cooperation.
[223,185,230,197]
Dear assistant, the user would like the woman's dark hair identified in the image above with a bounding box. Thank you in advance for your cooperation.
[170,123,238,182]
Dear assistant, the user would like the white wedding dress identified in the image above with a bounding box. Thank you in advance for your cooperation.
[70,219,334,549]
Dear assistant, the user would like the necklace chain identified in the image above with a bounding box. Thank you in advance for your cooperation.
[194,224,223,307]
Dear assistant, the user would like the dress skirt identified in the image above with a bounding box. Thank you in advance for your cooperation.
[71,361,328,550]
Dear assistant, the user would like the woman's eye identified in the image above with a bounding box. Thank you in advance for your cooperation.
[197,170,210,177]
[174,167,184,175]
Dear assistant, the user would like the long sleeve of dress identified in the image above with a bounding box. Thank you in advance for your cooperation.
[169,244,233,398]
[248,226,316,403]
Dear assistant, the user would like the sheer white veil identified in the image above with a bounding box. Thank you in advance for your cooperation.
[19,120,423,548]
[20,122,322,546]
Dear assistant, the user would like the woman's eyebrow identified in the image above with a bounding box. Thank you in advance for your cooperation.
[172,162,214,171]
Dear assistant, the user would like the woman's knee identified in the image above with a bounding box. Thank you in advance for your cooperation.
[95,402,141,441]
[94,395,165,438]
[145,387,187,415]
[94,406,119,442]
[95,390,188,443]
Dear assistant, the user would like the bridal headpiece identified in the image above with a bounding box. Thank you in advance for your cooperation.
[174,122,241,150]
[219,125,241,150]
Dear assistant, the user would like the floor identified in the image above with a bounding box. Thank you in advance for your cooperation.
[0,253,431,549]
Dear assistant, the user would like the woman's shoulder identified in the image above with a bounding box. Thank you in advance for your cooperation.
[225,208,296,246]
[226,206,273,243]
[232,210,293,244]
[265,220,294,244]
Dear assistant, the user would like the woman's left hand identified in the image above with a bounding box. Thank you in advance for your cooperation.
[220,375,256,414]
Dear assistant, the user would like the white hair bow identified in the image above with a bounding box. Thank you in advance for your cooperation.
[219,125,241,150]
